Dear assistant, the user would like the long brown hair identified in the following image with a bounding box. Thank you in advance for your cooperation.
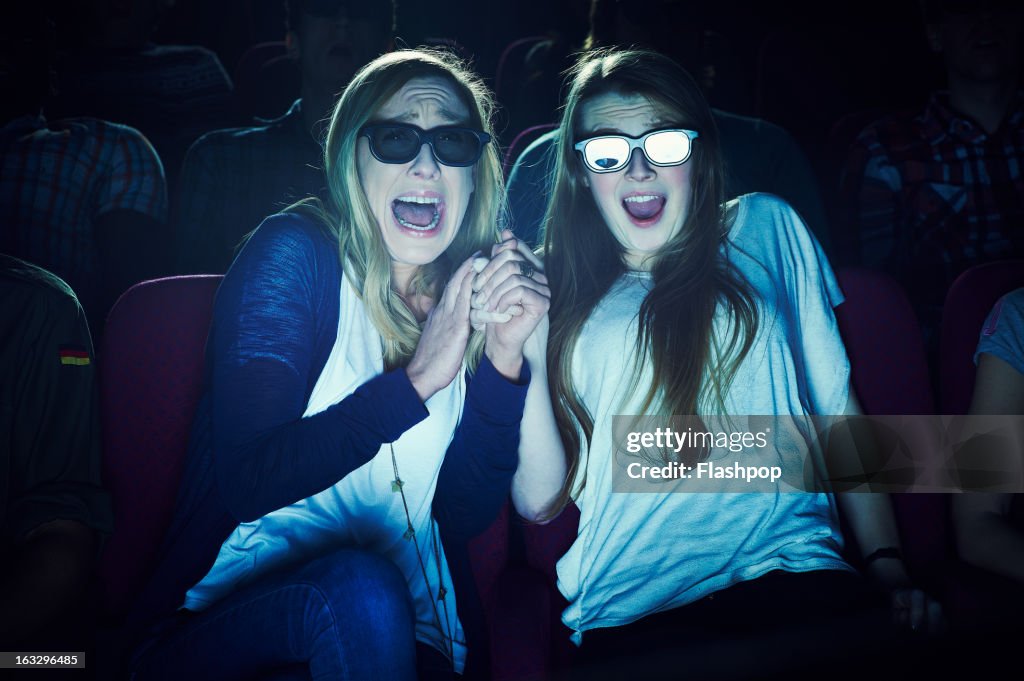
[292,48,504,369]
[544,49,759,506]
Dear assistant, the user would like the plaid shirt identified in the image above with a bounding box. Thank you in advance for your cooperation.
[175,99,327,274]
[841,92,1024,319]
[47,44,236,187]
[0,115,168,319]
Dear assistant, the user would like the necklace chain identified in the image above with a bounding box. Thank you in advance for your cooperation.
[390,443,456,664]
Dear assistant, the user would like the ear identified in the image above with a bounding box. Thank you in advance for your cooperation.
[581,173,590,188]
[286,30,300,60]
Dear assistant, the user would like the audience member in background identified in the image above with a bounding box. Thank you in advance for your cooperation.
[0,254,113,648]
[175,0,395,274]
[1,7,169,338]
[506,0,829,253]
[154,0,277,84]
[952,288,1024,626]
[840,1,1024,349]
[46,0,236,191]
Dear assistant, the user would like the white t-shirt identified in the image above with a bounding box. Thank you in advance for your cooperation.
[558,193,854,644]
[185,271,467,671]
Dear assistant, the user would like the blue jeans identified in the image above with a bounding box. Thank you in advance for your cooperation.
[130,548,418,681]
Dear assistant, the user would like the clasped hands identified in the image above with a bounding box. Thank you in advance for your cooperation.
[406,230,550,401]
[469,229,550,374]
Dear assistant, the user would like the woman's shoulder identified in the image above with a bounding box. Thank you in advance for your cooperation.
[978,287,1024,374]
[983,288,1024,343]
[998,288,1024,315]
[726,192,823,262]
[245,211,338,255]
[726,192,805,234]
[219,210,343,316]
[724,193,841,305]
[231,210,340,279]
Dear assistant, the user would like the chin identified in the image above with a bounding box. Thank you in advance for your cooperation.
[388,233,455,267]
[391,246,446,267]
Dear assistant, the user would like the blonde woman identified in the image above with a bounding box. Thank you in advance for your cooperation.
[127,49,548,680]
[532,49,943,675]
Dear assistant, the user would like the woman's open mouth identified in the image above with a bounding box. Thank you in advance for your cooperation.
[622,194,666,226]
[392,195,443,236]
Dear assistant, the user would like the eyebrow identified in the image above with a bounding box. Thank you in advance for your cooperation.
[584,127,625,137]
[581,120,678,138]
[391,108,468,125]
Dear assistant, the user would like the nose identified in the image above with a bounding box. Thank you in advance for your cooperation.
[407,142,440,180]
[624,148,655,181]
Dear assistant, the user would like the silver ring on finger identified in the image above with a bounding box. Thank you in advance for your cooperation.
[518,261,535,279]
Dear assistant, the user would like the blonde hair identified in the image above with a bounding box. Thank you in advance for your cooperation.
[294,48,505,369]
[544,49,759,507]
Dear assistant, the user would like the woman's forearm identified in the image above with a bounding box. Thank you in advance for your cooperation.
[836,492,912,587]
[215,367,428,522]
[511,358,567,523]
[834,388,911,588]
[433,355,529,539]
[954,494,1024,583]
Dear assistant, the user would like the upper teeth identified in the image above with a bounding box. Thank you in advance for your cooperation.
[624,195,660,203]
[397,196,440,204]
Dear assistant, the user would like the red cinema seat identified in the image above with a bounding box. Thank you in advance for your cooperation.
[97,275,223,619]
[834,267,947,590]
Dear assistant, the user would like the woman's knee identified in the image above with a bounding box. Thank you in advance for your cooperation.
[299,549,415,633]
